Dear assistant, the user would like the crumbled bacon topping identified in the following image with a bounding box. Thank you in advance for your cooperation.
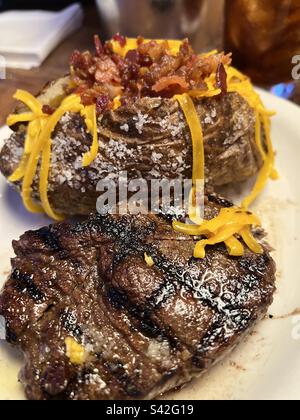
[69,35,232,113]
[152,76,189,95]
[42,104,55,115]
[216,63,228,94]
[94,34,104,57]
[112,33,127,48]
[96,95,110,114]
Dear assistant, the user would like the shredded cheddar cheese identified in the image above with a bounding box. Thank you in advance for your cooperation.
[7,112,35,126]
[14,89,45,115]
[224,236,245,257]
[226,66,279,208]
[81,104,98,167]
[113,96,122,110]
[7,93,98,221]
[174,94,204,184]
[144,253,155,267]
[173,207,263,259]
[175,93,204,225]
[172,60,277,258]
[65,337,86,365]
[111,38,183,57]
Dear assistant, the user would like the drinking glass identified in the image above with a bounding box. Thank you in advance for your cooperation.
[225,0,300,99]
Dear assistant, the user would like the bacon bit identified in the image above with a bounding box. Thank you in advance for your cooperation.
[152,76,189,94]
[70,50,84,68]
[125,49,152,68]
[139,53,153,67]
[94,56,121,84]
[42,104,55,115]
[112,33,127,48]
[94,35,104,56]
[70,50,94,77]
[125,50,139,63]
[70,36,233,106]
[96,95,110,114]
[137,36,145,46]
[216,63,228,94]
[120,96,127,106]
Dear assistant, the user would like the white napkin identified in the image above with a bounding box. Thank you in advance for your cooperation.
[0,3,84,70]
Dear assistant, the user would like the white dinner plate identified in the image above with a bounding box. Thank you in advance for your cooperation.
[0,89,299,400]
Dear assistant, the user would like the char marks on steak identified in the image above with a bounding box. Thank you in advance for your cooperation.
[0,198,276,400]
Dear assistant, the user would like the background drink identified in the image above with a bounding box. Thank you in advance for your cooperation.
[225,0,300,86]
[96,0,223,52]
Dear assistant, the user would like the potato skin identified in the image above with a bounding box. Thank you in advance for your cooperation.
[0,91,262,216]
[11,76,70,131]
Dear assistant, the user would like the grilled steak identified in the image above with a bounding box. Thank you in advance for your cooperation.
[0,92,262,216]
[0,197,276,400]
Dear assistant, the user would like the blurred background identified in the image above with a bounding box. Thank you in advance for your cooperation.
[0,1,83,10]
[0,0,299,124]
